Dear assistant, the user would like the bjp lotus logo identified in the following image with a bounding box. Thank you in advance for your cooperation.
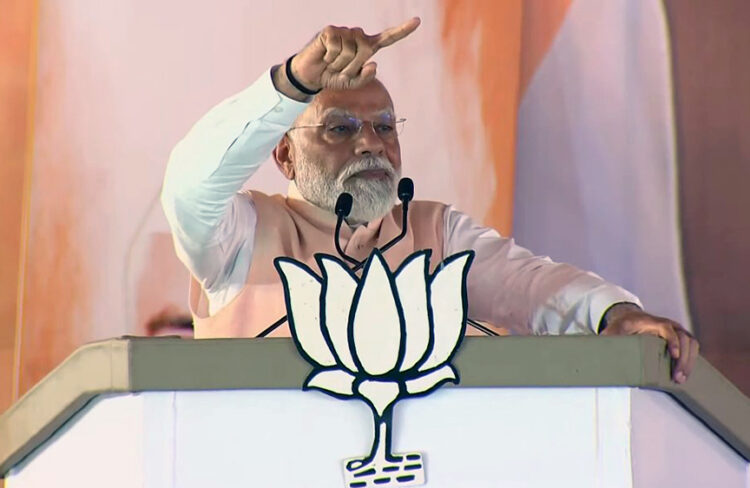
[275,249,474,487]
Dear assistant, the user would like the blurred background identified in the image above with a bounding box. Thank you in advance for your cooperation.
[1,0,748,416]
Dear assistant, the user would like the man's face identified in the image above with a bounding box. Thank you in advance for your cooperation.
[285,80,403,223]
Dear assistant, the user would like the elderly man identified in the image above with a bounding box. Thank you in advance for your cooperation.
[161,18,699,383]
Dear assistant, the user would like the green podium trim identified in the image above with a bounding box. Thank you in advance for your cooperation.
[1,335,748,475]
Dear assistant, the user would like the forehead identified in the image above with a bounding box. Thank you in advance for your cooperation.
[311,81,395,120]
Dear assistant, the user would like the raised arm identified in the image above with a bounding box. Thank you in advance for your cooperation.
[160,71,309,310]
[161,18,421,313]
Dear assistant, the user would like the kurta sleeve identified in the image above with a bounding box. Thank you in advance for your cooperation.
[161,68,308,313]
[443,206,642,335]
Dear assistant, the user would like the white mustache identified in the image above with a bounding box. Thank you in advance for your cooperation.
[338,156,395,183]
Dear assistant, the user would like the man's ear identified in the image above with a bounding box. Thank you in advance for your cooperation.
[273,134,295,181]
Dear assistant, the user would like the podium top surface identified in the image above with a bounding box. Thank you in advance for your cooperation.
[1,335,749,474]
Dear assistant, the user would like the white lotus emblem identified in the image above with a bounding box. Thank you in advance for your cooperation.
[275,249,474,487]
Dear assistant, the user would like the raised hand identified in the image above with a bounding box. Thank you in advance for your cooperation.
[274,18,421,99]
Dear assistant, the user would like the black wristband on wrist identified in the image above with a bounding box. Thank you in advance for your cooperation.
[285,56,321,96]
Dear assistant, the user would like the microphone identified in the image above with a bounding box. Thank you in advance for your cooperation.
[335,192,353,217]
[333,193,362,267]
[398,177,414,203]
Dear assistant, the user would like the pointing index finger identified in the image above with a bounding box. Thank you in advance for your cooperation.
[372,17,421,49]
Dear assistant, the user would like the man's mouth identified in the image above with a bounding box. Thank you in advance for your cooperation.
[350,169,391,180]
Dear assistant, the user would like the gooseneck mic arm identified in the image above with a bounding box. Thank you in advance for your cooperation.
[377,179,497,336]
[379,178,413,254]
[333,193,362,267]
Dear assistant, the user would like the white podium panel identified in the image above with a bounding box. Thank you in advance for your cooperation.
[7,387,748,488]
[631,389,749,487]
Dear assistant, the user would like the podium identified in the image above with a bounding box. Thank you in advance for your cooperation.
[1,336,748,487]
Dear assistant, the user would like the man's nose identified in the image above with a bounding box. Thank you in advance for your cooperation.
[353,123,386,156]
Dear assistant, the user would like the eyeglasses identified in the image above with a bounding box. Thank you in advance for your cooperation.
[289,114,406,144]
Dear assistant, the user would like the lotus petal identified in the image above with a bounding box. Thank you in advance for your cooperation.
[275,259,336,367]
[304,368,356,397]
[351,252,403,376]
[394,252,431,371]
[418,252,473,372]
[357,379,400,417]
[405,365,458,395]
[318,256,358,372]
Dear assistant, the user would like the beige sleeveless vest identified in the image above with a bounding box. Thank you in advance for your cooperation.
[189,188,447,338]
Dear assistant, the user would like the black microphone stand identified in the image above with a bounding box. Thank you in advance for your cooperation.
[256,178,498,337]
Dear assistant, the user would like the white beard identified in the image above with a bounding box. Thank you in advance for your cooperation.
[294,155,400,224]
